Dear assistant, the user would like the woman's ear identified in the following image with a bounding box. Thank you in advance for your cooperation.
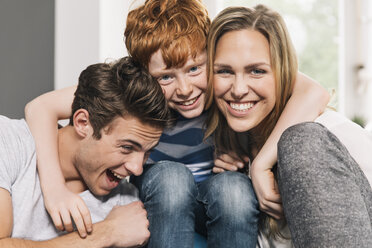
[72,109,92,138]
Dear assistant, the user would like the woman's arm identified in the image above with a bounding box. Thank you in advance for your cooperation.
[251,72,330,219]
[25,86,92,237]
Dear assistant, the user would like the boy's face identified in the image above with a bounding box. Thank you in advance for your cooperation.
[148,50,207,119]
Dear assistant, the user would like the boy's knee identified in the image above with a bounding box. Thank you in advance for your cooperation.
[210,172,258,215]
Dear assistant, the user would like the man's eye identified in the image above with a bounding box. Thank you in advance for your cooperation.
[121,145,133,153]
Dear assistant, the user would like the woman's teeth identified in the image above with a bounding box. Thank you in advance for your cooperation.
[230,102,254,111]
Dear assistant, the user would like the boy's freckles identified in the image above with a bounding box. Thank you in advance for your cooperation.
[148,50,208,119]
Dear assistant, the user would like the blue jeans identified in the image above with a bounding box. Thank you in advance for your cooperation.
[131,160,259,248]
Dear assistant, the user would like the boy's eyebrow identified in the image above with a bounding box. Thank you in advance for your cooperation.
[150,68,174,75]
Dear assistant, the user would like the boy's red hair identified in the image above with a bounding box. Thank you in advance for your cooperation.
[125,0,210,69]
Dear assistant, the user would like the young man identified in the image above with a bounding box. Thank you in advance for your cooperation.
[0,57,172,247]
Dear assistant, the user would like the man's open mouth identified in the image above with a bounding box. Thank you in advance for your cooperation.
[106,169,124,183]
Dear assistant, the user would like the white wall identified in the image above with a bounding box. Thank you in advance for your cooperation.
[55,0,130,89]
[339,0,372,126]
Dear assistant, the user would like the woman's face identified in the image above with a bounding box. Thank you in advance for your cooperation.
[213,29,276,133]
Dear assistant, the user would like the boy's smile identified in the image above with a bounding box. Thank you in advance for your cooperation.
[148,50,207,119]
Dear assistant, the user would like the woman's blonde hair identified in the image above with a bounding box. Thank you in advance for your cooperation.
[205,5,298,237]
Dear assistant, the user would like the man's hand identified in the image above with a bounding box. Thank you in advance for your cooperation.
[213,153,248,173]
[44,184,92,238]
[104,201,150,248]
[250,164,284,219]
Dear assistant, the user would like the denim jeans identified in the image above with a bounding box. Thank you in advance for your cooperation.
[131,160,259,248]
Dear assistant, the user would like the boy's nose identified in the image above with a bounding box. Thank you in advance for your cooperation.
[176,77,193,97]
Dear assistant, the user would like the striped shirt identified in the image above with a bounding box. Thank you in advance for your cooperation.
[147,111,214,182]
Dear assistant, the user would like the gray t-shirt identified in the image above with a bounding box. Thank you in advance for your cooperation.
[0,115,139,240]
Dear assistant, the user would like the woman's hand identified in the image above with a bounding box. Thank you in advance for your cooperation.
[44,184,92,238]
[213,153,248,173]
[250,163,284,220]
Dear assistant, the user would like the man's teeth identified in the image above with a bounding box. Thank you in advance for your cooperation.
[230,102,254,111]
[179,97,197,106]
[110,170,124,180]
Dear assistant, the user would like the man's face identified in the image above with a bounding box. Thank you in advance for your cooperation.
[76,116,162,196]
[148,50,208,119]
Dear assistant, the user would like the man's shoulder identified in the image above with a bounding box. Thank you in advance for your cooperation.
[0,115,33,142]
[0,115,36,190]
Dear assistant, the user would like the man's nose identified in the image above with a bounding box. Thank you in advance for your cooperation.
[125,153,144,176]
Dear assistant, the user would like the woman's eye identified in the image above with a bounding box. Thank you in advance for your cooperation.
[251,68,266,75]
[215,69,233,74]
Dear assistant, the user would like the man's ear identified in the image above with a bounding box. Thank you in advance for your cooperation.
[72,109,92,138]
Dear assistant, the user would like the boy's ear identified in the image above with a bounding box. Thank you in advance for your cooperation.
[72,109,92,138]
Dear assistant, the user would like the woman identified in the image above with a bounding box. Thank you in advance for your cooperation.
[206,5,372,247]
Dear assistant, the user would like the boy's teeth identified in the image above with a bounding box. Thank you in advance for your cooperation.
[180,97,197,106]
[230,102,254,111]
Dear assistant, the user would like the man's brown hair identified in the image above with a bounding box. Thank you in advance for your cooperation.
[125,0,210,69]
[70,56,173,139]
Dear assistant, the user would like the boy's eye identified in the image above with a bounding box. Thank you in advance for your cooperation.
[189,66,199,73]
[161,75,170,80]
[158,75,173,85]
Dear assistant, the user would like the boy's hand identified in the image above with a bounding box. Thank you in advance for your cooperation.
[44,185,92,238]
[213,153,248,173]
[104,201,150,247]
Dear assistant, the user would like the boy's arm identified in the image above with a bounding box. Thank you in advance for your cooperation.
[250,72,330,219]
[24,86,92,237]
[0,190,149,248]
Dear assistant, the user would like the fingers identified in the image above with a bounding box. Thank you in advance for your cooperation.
[78,203,92,234]
[214,153,244,172]
[71,206,87,238]
[60,208,74,232]
[212,166,225,173]
[257,188,284,219]
[259,199,284,220]
[50,210,64,231]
